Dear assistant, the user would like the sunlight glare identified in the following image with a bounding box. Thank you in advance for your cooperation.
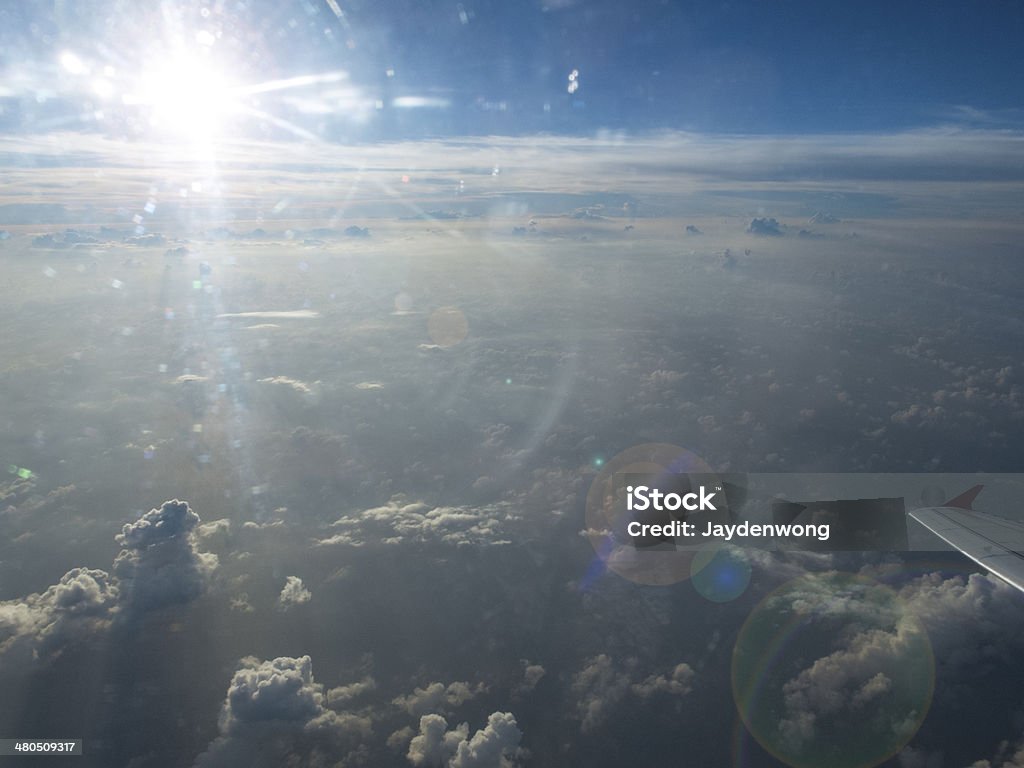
[132,54,237,140]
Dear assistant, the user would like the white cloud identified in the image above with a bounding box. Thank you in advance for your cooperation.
[407,712,524,768]
[450,712,523,768]
[277,576,312,608]
[394,681,486,717]
[631,663,694,698]
[257,376,315,395]
[326,676,376,707]
[196,655,371,767]
[407,715,468,766]
[319,495,518,548]
[571,654,693,732]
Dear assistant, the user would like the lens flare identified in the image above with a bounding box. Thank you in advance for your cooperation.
[128,53,238,140]
[732,572,934,768]
[691,543,751,602]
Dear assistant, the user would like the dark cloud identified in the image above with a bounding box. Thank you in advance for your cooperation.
[0,567,118,660]
[0,498,220,662]
[514,662,545,696]
[747,217,784,236]
[112,499,217,610]
[965,737,1024,768]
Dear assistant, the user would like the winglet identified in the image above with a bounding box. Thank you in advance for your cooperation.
[944,484,984,510]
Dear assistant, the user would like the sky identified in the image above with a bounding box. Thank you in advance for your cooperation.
[2,0,1024,141]
[4,2,1024,768]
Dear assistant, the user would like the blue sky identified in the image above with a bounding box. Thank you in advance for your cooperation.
[1,0,1023,139]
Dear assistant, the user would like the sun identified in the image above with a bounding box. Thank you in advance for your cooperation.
[130,53,239,142]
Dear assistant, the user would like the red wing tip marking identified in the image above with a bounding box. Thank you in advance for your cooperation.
[944,484,984,511]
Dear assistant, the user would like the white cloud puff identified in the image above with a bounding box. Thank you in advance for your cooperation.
[571,654,694,732]
[196,655,371,767]
[319,495,518,548]
[394,681,487,717]
[407,712,524,768]
[277,576,312,608]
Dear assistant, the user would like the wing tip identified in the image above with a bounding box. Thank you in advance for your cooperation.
[944,484,984,510]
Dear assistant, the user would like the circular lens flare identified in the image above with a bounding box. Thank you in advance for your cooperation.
[691,543,751,602]
[732,572,934,768]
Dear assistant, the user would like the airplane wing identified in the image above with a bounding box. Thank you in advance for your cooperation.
[909,485,1024,593]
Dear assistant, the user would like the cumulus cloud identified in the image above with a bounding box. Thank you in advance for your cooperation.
[394,681,487,717]
[895,571,1024,671]
[571,654,694,731]
[965,737,1024,768]
[631,663,694,698]
[0,567,118,660]
[408,715,469,766]
[257,376,315,395]
[747,217,784,235]
[0,498,222,660]
[277,576,312,609]
[319,495,518,548]
[407,712,523,768]
[514,662,545,695]
[450,712,524,768]
[757,568,1024,760]
[196,655,371,767]
[196,518,231,550]
[112,499,218,610]
[778,621,920,751]
[326,676,377,707]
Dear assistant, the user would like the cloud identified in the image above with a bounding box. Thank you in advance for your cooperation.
[895,571,1024,671]
[215,310,320,319]
[809,211,840,224]
[196,518,231,550]
[0,567,118,660]
[394,681,487,717]
[631,663,694,698]
[257,376,315,395]
[196,655,371,767]
[319,495,518,548]
[112,499,218,610]
[326,676,377,707]
[407,712,524,768]
[277,576,312,608]
[407,715,469,766]
[450,712,524,768]
[514,662,545,695]
[747,217,784,235]
[759,569,1024,760]
[571,654,693,732]
[0,498,222,660]
[778,623,919,751]
[965,737,1024,768]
